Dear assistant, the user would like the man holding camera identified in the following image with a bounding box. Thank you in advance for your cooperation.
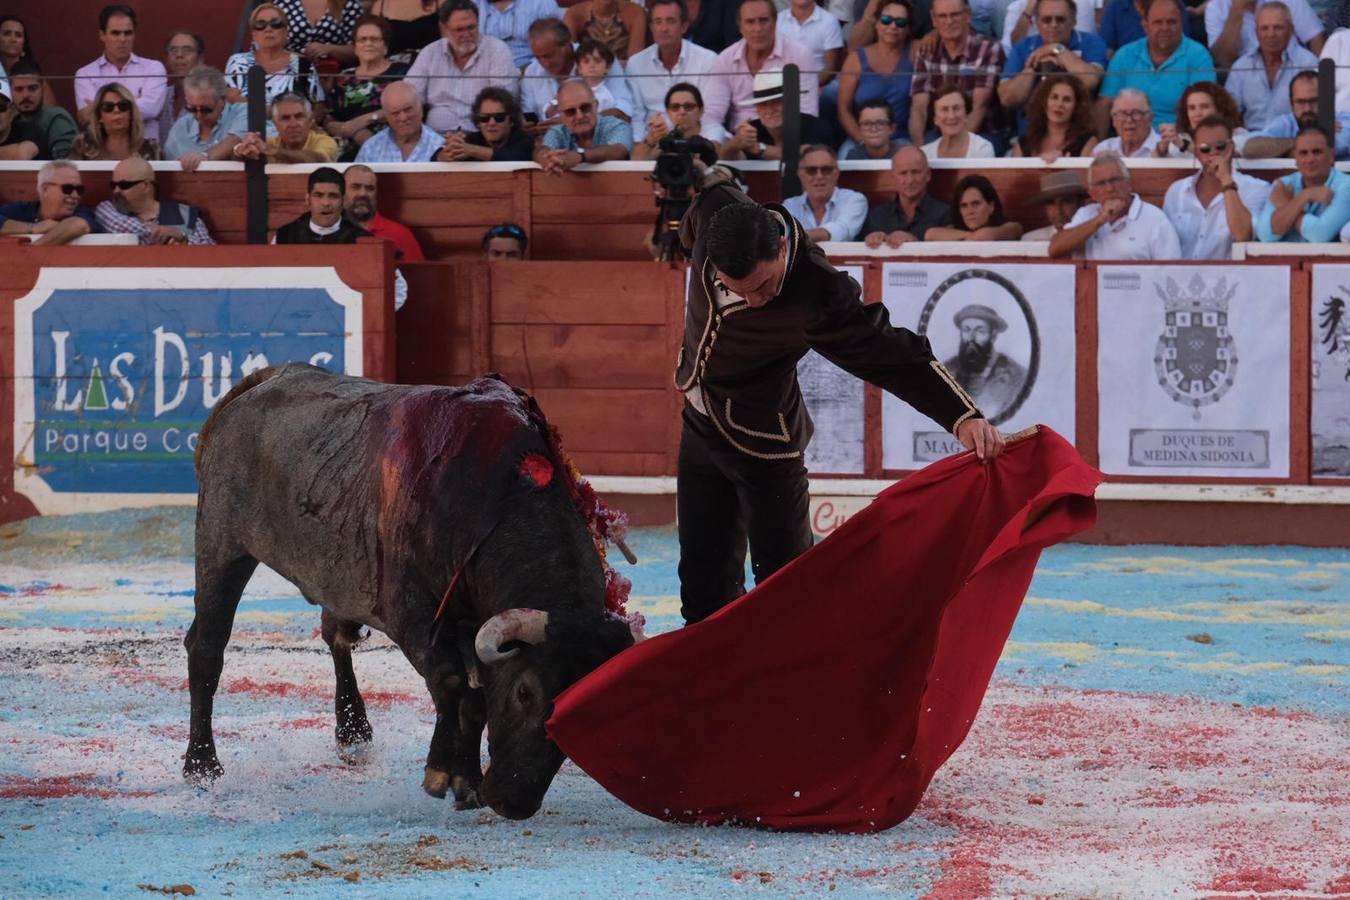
[997,0,1106,129]
[673,164,1004,626]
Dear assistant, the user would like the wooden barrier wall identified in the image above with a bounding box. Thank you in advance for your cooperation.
[394,256,1333,485]
[0,162,1300,262]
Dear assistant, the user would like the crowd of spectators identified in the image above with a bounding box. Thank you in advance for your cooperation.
[0,0,1349,255]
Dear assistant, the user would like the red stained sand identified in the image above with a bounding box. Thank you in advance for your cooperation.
[1208,866,1308,892]
[0,774,154,800]
[223,678,417,709]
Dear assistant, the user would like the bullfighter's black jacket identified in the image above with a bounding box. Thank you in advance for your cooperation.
[673,171,983,461]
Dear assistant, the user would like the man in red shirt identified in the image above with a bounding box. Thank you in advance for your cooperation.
[343,164,426,263]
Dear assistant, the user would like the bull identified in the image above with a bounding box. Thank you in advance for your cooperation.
[184,364,639,819]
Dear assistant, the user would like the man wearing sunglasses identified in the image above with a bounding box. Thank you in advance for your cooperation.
[672,162,1001,625]
[163,66,247,171]
[0,160,101,246]
[73,4,167,142]
[782,145,868,242]
[998,0,1106,128]
[535,79,633,174]
[1162,116,1271,259]
[94,156,214,246]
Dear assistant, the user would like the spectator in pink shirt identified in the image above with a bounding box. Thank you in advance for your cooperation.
[700,0,818,135]
[74,5,168,143]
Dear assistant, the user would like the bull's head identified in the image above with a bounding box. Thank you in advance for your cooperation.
[472,607,641,819]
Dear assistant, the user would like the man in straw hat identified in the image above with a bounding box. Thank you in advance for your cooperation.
[1022,169,1089,243]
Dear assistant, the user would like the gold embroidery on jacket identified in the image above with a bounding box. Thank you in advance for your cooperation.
[702,387,802,460]
[724,399,792,442]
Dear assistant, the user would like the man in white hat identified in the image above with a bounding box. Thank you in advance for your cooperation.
[700,0,818,135]
[719,69,829,160]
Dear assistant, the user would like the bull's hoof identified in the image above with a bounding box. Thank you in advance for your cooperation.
[336,736,373,765]
[183,755,224,785]
[422,767,451,799]
[451,775,483,810]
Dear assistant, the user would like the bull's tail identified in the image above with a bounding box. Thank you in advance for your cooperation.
[194,364,291,476]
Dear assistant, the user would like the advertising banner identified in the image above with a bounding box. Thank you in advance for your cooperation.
[879,262,1077,469]
[1096,265,1290,478]
[798,264,867,475]
[1311,264,1350,478]
[13,267,364,514]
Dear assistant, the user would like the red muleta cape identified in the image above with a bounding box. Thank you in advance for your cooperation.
[546,425,1102,833]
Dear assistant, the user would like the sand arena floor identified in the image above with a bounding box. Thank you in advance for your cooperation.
[0,508,1347,898]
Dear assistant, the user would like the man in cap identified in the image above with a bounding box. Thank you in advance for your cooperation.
[942,304,1028,421]
[1022,169,1090,243]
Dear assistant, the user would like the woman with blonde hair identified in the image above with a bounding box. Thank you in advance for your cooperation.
[225,3,327,106]
[69,82,160,161]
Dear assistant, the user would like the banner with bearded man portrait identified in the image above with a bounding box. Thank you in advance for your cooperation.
[880,262,1077,469]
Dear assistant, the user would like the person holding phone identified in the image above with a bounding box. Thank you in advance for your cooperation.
[93,156,215,245]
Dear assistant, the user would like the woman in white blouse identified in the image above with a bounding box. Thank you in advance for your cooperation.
[921,85,995,160]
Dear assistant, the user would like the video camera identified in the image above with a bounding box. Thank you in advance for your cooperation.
[651,130,720,262]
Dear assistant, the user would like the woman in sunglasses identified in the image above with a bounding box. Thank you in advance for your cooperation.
[926,174,1022,241]
[837,0,914,151]
[633,83,722,162]
[438,86,535,161]
[69,82,160,161]
[225,3,326,108]
[325,15,409,159]
[1011,73,1097,162]
[1155,81,1247,159]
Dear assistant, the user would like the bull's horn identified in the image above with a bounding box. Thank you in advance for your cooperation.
[475,609,550,664]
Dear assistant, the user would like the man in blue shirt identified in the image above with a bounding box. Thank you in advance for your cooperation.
[535,80,633,174]
[163,65,247,170]
[1245,70,1350,160]
[0,160,102,245]
[1256,125,1350,243]
[478,0,565,68]
[1224,3,1318,132]
[998,0,1107,130]
[1099,0,1145,51]
[1099,0,1215,127]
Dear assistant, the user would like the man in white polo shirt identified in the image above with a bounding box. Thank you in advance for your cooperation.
[1049,152,1181,260]
[1162,116,1270,259]
[626,0,717,141]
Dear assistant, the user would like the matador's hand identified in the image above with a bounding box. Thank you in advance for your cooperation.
[956,417,1004,461]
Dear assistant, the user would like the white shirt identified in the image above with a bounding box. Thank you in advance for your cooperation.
[1163,170,1271,260]
[1324,29,1350,120]
[776,6,844,73]
[1093,130,1160,158]
[1066,194,1182,260]
[921,133,996,160]
[1204,0,1325,61]
[521,53,636,120]
[404,36,519,133]
[625,39,718,140]
[782,187,869,241]
[701,35,820,133]
[1001,0,1098,52]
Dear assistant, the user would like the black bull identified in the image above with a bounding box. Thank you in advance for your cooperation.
[184,364,638,819]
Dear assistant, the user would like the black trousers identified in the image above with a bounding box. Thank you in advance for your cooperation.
[677,404,813,625]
